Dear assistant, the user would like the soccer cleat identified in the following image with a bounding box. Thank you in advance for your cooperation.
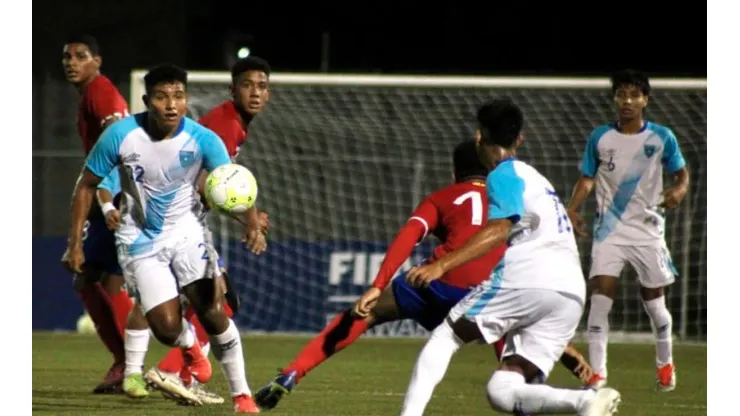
[584,373,607,390]
[188,381,225,405]
[656,363,676,392]
[254,370,297,410]
[580,387,621,416]
[122,373,150,399]
[145,367,202,406]
[233,394,261,413]
[183,344,213,384]
[92,361,124,394]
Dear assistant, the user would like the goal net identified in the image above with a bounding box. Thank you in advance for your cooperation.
[131,72,707,341]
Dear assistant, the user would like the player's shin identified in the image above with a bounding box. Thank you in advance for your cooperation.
[642,296,673,366]
[400,320,463,416]
[210,318,251,397]
[486,370,595,414]
[125,328,150,377]
[587,294,613,378]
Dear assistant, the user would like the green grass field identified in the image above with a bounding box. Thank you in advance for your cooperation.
[32,332,706,415]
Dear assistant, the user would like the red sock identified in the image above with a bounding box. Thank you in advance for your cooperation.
[78,283,125,363]
[108,290,134,338]
[493,338,506,361]
[158,347,185,374]
[283,310,368,383]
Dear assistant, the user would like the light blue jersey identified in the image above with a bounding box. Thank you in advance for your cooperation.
[486,159,585,302]
[580,121,686,245]
[85,112,230,258]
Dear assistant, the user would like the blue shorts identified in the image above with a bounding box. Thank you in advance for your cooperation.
[82,215,121,276]
[392,274,471,331]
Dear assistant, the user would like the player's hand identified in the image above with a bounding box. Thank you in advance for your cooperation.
[242,228,267,255]
[660,186,687,210]
[258,211,270,233]
[61,243,85,274]
[567,209,588,238]
[105,209,121,231]
[353,287,381,318]
[406,263,444,288]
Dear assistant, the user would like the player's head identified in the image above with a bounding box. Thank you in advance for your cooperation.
[230,56,271,116]
[611,69,651,122]
[62,34,101,86]
[474,98,524,169]
[453,140,489,182]
[142,64,188,132]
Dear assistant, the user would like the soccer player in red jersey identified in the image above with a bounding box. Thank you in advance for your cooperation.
[140,56,271,407]
[255,140,596,410]
[61,34,134,394]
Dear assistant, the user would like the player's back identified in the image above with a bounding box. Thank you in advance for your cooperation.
[78,74,129,154]
[198,101,247,159]
[489,159,585,301]
[86,113,229,258]
[427,180,504,289]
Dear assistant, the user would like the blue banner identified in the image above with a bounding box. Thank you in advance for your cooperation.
[33,237,435,335]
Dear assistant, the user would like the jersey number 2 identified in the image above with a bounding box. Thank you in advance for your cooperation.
[454,191,483,225]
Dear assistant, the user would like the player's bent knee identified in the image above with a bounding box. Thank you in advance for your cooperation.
[145,301,183,345]
[590,275,618,298]
[640,285,664,301]
[485,372,517,413]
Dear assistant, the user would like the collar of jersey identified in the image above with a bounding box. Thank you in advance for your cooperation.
[612,120,649,134]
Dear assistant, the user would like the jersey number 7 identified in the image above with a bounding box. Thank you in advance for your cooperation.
[453,191,483,225]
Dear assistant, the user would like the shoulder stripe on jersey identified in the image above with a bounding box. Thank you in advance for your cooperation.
[409,216,429,242]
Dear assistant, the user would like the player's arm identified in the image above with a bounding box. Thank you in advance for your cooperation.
[63,129,121,273]
[406,170,524,288]
[97,170,122,231]
[566,129,600,237]
[660,130,690,209]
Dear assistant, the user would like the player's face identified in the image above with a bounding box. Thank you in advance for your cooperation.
[145,82,188,131]
[614,84,648,121]
[232,71,270,116]
[62,44,100,85]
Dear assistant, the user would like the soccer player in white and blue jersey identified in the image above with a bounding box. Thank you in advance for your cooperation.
[62,65,263,413]
[567,70,689,392]
[400,99,621,416]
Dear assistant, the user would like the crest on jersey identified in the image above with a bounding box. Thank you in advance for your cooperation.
[644,145,657,158]
[179,150,196,167]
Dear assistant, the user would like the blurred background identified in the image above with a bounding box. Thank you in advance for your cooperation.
[32,1,707,341]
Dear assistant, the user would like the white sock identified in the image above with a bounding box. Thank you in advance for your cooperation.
[400,321,463,416]
[175,318,195,349]
[487,370,595,414]
[201,342,211,357]
[124,329,150,377]
[587,294,613,377]
[210,319,251,397]
[642,296,673,366]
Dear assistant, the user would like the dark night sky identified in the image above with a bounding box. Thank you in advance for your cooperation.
[33,1,706,77]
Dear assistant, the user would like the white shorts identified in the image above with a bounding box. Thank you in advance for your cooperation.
[589,241,677,288]
[448,285,583,377]
[121,226,220,313]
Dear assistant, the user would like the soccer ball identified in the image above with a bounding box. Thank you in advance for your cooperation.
[205,164,258,214]
[76,313,97,335]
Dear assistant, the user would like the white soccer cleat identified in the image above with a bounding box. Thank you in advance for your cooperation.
[188,381,225,404]
[144,367,203,406]
[580,387,621,416]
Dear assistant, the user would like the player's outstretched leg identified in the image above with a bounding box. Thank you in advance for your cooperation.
[255,283,403,410]
[640,286,676,392]
[184,279,258,413]
[586,275,617,389]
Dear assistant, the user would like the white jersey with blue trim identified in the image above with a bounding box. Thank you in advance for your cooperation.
[486,159,585,301]
[579,121,686,245]
[85,112,231,258]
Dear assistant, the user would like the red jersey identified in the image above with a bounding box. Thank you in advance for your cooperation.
[198,101,247,159]
[372,179,506,290]
[77,75,129,155]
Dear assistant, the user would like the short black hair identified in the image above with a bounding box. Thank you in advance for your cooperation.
[144,64,188,95]
[453,140,488,180]
[611,69,651,96]
[65,34,100,56]
[231,56,271,83]
[477,98,523,148]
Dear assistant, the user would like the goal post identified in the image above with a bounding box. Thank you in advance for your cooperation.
[130,71,707,342]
